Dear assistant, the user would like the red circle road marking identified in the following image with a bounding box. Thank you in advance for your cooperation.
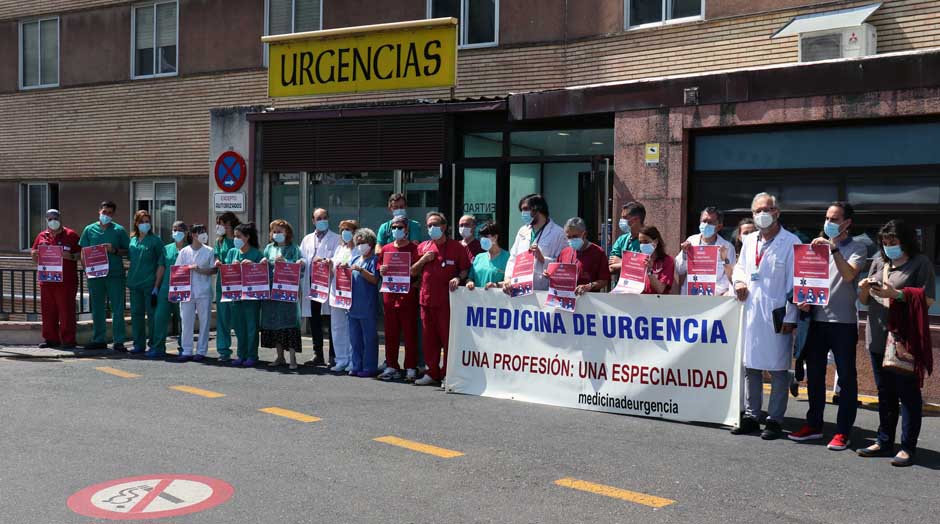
[67,474,233,521]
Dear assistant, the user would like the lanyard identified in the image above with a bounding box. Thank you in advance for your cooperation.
[531,223,546,245]
[755,237,773,268]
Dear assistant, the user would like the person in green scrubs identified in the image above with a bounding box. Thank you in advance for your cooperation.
[79,201,131,351]
[126,210,165,354]
[148,221,189,359]
[608,201,645,280]
[220,222,263,367]
[214,212,240,361]
[466,222,509,290]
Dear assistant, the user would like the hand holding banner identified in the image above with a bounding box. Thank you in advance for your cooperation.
[241,262,271,300]
[545,262,578,312]
[510,251,535,298]
[219,263,243,302]
[380,252,412,294]
[272,261,301,302]
[611,252,648,294]
[37,245,64,283]
[330,265,353,309]
[168,265,192,303]
[793,244,830,305]
[82,245,109,279]
[308,260,331,304]
[686,245,720,296]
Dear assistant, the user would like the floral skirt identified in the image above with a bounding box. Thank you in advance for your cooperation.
[260,327,302,351]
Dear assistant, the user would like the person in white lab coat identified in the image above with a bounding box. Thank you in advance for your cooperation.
[731,193,800,440]
[502,193,567,295]
[299,208,341,367]
[675,206,736,296]
[328,220,359,373]
[175,224,216,362]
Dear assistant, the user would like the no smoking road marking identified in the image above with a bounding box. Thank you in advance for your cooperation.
[67,474,233,520]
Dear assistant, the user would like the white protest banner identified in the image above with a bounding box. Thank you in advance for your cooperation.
[446,289,743,426]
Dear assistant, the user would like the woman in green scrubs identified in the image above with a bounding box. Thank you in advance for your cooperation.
[127,210,165,354]
[147,221,189,358]
[223,223,263,367]
[214,212,240,361]
[466,222,509,290]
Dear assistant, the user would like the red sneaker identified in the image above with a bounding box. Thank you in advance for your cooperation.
[788,424,823,441]
[827,433,850,450]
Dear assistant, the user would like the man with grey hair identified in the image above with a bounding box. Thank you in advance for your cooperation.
[551,217,611,294]
[300,207,340,366]
[731,192,801,440]
[458,214,484,259]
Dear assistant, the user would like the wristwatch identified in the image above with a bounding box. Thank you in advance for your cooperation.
[723,258,731,265]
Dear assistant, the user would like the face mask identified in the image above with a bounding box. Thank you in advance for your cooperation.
[316,220,329,232]
[273,233,286,244]
[824,221,842,239]
[392,228,406,241]
[459,226,473,239]
[428,225,443,240]
[480,237,493,251]
[567,238,584,251]
[356,244,372,257]
[521,211,533,226]
[197,233,209,244]
[753,212,774,230]
[640,242,655,255]
[392,209,406,218]
[341,230,353,243]
[216,225,226,236]
[619,219,630,232]
[883,245,903,261]
[233,237,245,249]
[172,231,185,242]
[47,220,60,230]
[99,214,112,225]
[699,222,716,238]
[138,223,151,234]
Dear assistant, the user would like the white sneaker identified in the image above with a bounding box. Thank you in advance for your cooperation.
[377,360,387,372]
[378,367,400,381]
[405,368,417,382]
[414,374,440,386]
[330,364,346,373]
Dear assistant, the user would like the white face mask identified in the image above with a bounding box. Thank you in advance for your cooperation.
[197,233,209,244]
[753,212,774,230]
[356,244,372,257]
[47,220,61,230]
[216,225,226,236]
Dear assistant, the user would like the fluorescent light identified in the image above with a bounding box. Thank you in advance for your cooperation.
[591,141,604,145]
[557,132,570,136]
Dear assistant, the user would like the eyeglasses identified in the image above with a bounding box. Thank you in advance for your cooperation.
[391,226,405,230]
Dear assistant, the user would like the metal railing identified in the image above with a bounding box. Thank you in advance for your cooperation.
[0,268,128,321]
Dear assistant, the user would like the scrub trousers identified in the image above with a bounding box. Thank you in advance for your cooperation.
[150,288,180,355]
[331,308,351,369]
[128,286,155,351]
[349,315,379,374]
[40,282,77,345]
[232,301,260,361]
[215,298,234,359]
[421,304,451,381]
[383,300,419,370]
[88,276,126,345]
[181,297,212,356]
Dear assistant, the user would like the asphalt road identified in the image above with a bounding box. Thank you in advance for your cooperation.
[1,342,938,524]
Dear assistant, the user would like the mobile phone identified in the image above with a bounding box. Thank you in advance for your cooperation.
[869,279,882,288]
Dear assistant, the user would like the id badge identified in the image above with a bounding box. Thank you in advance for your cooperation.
[750,272,760,281]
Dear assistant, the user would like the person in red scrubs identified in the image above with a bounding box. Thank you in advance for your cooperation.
[411,212,471,386]
[377,216,421,382]
[458,214,484,259]
[552,217,611,294]
[638,225,675,295]
[30,209,81,349]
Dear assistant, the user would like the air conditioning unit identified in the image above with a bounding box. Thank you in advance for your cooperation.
[799,24,877,62]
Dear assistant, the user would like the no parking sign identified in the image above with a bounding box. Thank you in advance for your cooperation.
[214,151,247,192]
[67,474,233,520]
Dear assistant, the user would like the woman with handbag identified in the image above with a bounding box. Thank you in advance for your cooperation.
[857,219,935,467]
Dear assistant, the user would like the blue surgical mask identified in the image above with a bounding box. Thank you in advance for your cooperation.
[392,209,406,218]
[428,225,443,240]
[619,219,630,232]
[883,244,903,261]
[138,223,151,234]
[640,242,655,255]
[172,231,185,243]
[699,222,716,238]
[356,244,372,257]
[480,237,493,251]
[99,214,112,225]
[568,238,584,251]
[233,237,245,249]
[316,220,329,232]
[521,211,533,225]
[273,232,286,244]
[392,228,406,241]
[341,230,353,243]
[824,221,842,239]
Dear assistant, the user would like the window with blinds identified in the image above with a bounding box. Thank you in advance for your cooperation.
[266,0,322,35]
[20,18,59,88]
[133,1,178,78]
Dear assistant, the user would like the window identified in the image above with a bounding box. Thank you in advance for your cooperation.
[20,18,59,89]
[132,1,178,79]
[132,181,176,242]
[266,0,322,35]
[19,183,58,250]
[429,0,498,48]
[626,0,702,29]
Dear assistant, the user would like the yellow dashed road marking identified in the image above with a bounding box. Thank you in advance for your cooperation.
[95,366,140,378]
[554,478,675,508]
[259,407,321,422]
[373,436,464,458]
[169,385,226,398]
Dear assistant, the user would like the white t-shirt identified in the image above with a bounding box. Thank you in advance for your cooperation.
[176,244,215,300]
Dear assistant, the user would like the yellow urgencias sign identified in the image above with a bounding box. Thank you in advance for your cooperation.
[267,22,457,98]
